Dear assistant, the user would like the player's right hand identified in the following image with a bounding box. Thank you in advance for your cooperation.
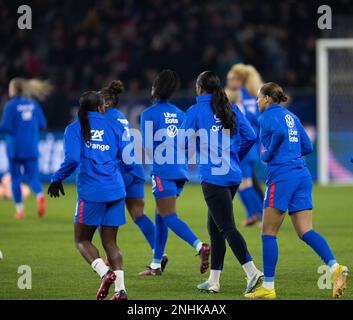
[47,181,65,198]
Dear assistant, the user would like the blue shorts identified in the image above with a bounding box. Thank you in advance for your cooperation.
[264,177,313,214]
[122,171,145,199]
[74,198,126,227]
[151,175,186,200]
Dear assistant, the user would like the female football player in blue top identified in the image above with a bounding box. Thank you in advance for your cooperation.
[0,78,48,219]
[48,91,128,300]
[139,69,210,276]
[226,64,264,227]
[100,80,168,271]
[245,82,348,299]
[181,71,263,294]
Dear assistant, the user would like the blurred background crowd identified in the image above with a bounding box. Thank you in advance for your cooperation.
[0,0,353,129]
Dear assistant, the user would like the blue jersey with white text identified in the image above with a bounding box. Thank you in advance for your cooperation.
[141,101,187,180]
[258,104,313,183]
[51,112,127,202]
[181,94,256,186]
[0,96,46,159]
[105,108,145,181]
[240,87,260,136]
[240,87,261,163]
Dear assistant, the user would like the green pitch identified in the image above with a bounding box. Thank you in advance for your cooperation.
[0,184,352,300]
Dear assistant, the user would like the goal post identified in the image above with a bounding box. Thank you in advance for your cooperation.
[316,38,353,185]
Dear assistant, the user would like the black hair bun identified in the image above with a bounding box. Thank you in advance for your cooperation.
[109,80,124,94]
[279,92,288,103]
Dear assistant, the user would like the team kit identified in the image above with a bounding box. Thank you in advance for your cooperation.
[0,66,348,300]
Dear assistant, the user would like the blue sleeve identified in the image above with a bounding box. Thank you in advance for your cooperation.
[180,107,197,131]
[51,125,81,182]
[236,107,257,161]
[297,120,313,156]
[114,122,135,170]
[140,110,154,160]
[36,103,47,130]
[140,110,150,148]
[179,106,198,159]
[0,102,14,134]
[260,115,286,163]
[179,110,186,124]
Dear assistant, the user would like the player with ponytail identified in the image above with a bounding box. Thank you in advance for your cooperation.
[181,70,263,294]
[48,91,129,300]
[245,83,348,299]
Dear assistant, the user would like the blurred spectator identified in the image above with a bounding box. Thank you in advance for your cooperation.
[0,0,352,129]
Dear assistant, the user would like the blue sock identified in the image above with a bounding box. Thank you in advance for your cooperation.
[238,188,254,218]
[302,230,336,266]
[11,176,23,204]
[245,252,253,263]
[153,213,168,263]
[134,214,155,250]
[239,187,263,218]
[162,213,200,249]
[238,189,252,218]
[25,159,43,194]
[262,235,278,282]
[248,187,263,217]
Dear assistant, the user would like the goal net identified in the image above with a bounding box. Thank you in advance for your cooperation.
[317,38,353,185]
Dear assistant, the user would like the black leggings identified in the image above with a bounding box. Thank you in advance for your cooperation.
[202,182,251,270]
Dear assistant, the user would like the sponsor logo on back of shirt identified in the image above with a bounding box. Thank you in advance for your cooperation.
[117,118,129,126]
[285,115,298,142]
[164,112,179,124]
[212,114,222,132]
[86,129,110,151]
[91,130,104,142]
[167,125,178,137]
[243,100,257,115]
[17,104,34,121]
[285,114,295,128]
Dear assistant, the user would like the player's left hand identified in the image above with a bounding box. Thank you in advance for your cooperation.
[47,181,65,198]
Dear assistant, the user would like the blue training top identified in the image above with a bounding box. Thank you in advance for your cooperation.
[180,94,257,186]
[105,108,145,181]
[0,96,46,159]
[240,87,261,163]
[140,100,188,180]
[240,87,260,136]
[258,104,313,184]
[51,112,127,202]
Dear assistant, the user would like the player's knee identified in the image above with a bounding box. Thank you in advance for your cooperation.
[298,228,313,240]
[127,199,145,219]
[219,224,237,238]
[261,224,278,236]
[75,239,90,252]
[101,238,118,252]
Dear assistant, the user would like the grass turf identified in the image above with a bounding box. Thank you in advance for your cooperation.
[0,183,352,300]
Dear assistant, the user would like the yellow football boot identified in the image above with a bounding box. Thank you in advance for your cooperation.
[332,265,349,299]
[244,285,276,299]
